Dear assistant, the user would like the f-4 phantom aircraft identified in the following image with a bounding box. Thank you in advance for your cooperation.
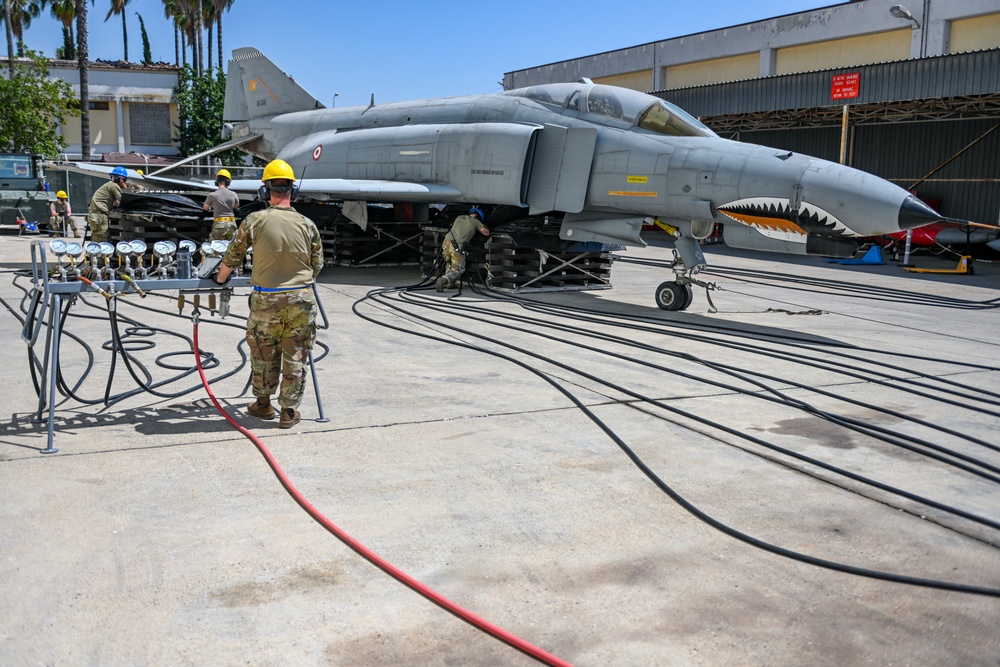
[171,47,946,310]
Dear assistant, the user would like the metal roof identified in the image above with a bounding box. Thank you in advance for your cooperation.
[656,49,1000,118]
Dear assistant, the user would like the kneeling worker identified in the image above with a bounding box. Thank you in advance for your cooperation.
[214,159,324,429]
[203,168,241,241]
[437,207,489,292]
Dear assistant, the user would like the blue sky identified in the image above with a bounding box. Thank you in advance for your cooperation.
[20,0,836,107]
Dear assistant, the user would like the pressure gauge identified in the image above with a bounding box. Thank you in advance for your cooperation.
[162,241,177,254]
[178,240,196,254]
[49,239,68,255]
[85,242,103,257]
[129,240,147,255]
[210,240,230,255]
[116,241,132,256]
[66,242,84,259]
[200,242,215,256]
[99,242,115,256]
[152,241,172,258]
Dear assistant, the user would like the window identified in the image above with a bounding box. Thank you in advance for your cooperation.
[637,100,716,137]
[0,154,35,179]
[129,103,172,145]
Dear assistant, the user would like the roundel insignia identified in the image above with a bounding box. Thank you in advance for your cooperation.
[313,145,323,161]
[249,80,257,92]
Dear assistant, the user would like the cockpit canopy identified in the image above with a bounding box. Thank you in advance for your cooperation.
[505,83,717,138]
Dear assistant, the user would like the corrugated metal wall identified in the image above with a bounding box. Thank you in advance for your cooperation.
[658,50,1000,225]
[659,50,1000,116]
[853,119,1000,225]
[733,119,1000,224]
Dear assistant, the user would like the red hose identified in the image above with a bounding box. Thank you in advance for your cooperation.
[192,319,574,667]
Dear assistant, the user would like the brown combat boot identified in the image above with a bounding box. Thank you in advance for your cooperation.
[247,397,275,420]
[278,408,301,429]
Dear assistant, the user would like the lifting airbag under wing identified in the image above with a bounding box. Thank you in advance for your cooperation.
[301,123,540,207]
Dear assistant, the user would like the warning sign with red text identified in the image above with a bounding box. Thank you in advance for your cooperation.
[831,73,860,100]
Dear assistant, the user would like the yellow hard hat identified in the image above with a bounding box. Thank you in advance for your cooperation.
[56,190,68,199]
[137,169,144,176]
[261,159,296,182]
[216,168,232,180]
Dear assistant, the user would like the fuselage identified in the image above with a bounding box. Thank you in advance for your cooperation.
[236,81,941,243]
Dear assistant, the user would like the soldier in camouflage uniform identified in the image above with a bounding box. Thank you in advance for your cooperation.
[436,207,489,292]
[203,168,241,241]
[87,167,128,242]
[49,190,75,237]
[215,159,324,429]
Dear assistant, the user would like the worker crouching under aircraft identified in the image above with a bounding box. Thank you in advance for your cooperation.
[437,207,489,292]
[214,159,324,429]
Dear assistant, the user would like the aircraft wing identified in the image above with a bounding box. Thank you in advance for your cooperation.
[58,162,217,191]
[228,178,464,203]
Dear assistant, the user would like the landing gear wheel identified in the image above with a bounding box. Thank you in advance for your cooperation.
[680,283,694,310]
[655,281,689,311]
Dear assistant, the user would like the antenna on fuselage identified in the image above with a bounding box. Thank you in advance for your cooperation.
[579,77,594,84]
[368,93,375,109]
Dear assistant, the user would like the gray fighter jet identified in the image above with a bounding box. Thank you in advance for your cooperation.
[211,47,944,310]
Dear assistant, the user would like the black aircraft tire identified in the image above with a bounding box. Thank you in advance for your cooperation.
[655,281,686,311]
[680,283,694,310]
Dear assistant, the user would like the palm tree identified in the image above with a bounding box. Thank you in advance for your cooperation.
[193,0,202,75]
[104,0,133,61]
[3,0,15,75]
[202,0,214,71]
[76,0,90,159]
[3,0,44,57]
[211,0,232,70]
[49,0,77,60]
[161,0,180,65]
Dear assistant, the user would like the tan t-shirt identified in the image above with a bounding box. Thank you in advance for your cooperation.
[222,205,323,289]
[88,180,123,215]
[204,187,240,218]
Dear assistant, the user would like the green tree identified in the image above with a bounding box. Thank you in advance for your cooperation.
[135,11,150,63]
[0,50,79,155]
[173,66,243,165]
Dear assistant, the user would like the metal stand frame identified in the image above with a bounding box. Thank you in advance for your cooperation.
[19,240,332,453]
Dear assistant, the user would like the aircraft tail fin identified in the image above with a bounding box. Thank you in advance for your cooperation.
[224,47,324,122]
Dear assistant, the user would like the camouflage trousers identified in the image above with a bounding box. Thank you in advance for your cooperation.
[49,215,79,237]
[246,289,318,410]
[441,239,467,287]
[87,212,110,242]
[209,220,237,242]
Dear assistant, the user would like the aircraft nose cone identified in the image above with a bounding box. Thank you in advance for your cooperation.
[898,195,944,230]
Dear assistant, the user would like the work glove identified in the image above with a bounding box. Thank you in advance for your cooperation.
[212,265,233,285]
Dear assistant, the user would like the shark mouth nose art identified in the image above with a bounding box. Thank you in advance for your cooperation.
[717,197,855,239]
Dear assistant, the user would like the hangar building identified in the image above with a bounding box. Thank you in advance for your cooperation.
[503,0,1000,226]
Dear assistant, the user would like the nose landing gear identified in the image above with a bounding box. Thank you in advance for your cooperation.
[655,281,694,311]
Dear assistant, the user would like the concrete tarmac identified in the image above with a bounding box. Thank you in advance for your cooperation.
[1,231,998,666]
